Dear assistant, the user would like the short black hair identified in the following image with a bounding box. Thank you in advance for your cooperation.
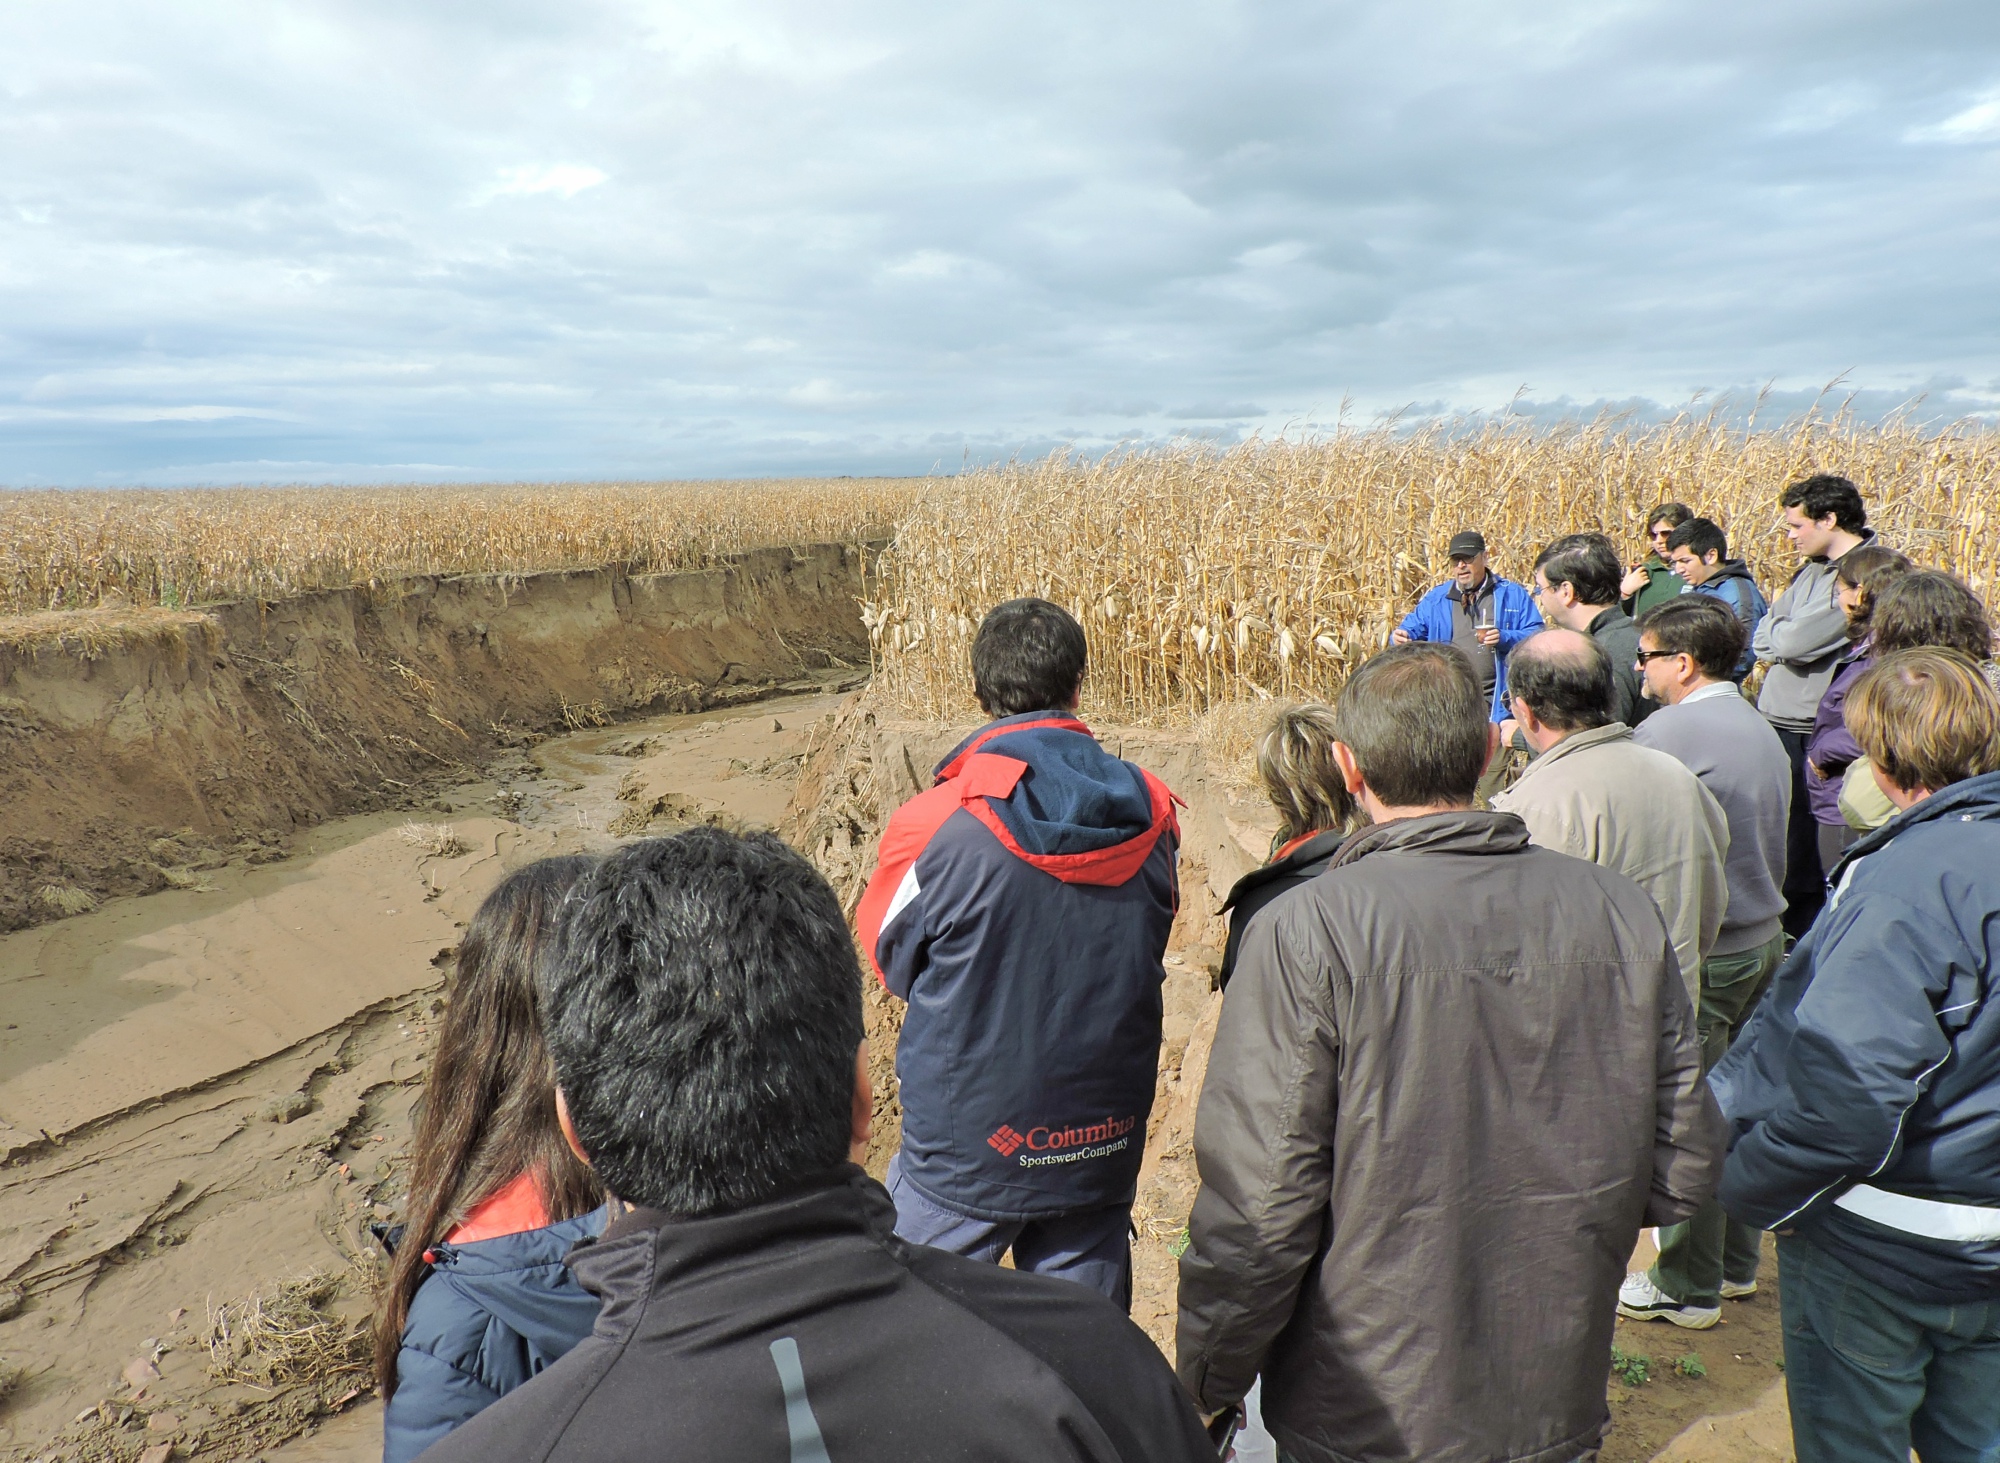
[1508,631,1615,732]
[1779,474,1867,533]
[1533,533,1622,608]
[1646,502,1693,533]
[1665,517,1728,561]
[1331,643,1489,809]
[539,828,865,1217]
[971,598,1088,717]
[1636,596,1747,682]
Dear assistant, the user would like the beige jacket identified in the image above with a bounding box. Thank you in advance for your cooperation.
[1495,722,1729,998]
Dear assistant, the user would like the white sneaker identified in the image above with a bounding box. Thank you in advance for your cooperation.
[1617,1271,1721,1329]
[1720,1278,1759,1299]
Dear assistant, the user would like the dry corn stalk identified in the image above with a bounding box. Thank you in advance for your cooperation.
[1,477,919,614]
[203,1272,369,1389]
[869,413,2000,722]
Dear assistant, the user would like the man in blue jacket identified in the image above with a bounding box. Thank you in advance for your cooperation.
[1710,646,2000,1463]
[856,598,1179,1309]
[1391,529,1542,722]
[1663,517,1768,682]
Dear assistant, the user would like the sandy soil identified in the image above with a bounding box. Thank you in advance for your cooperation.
[2,684,1795,1463]
[0,691,851,1463]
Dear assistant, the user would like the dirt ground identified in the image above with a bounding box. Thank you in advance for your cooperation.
[2,683,1796,1463]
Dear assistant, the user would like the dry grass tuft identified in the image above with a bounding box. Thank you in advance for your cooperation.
[35,884,99,916]
[869,413,2000,721]
[398,822,469,859]
[0,478,921,614]
[203,1272,370,1389]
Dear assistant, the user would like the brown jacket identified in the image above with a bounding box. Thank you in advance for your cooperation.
[1176,811,1721,1463]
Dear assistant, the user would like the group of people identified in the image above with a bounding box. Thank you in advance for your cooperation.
[370,474,2000,1463]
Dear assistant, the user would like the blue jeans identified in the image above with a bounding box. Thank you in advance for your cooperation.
[885,1152,1132,1311]
[1780,1234,2000,1462]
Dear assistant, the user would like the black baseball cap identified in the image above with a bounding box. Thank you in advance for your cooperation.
[1447,531,1486,559]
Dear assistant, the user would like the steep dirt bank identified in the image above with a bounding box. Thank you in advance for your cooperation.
[0,693,848,1463]
[0,543,872,933]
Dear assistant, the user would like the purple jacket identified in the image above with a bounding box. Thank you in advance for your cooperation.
[1805,644,1870,825]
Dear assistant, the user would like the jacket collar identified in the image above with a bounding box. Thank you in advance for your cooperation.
[568,1166,891,1314]
[1516,720,1631,777]
[1328,809,1531,871]
[1830,769,2000,882]
[1221,827,1350,910]
[1585,606,1633,639]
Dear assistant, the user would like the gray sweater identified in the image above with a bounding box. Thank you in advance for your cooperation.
[1634,683,1792,954]
[1753,531,1876,730]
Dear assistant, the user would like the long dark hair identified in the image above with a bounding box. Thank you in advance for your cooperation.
[373,856,605,1397]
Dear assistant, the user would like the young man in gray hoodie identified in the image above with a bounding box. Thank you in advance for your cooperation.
[1620,595,1793,1329]
[1752,475,1874,937]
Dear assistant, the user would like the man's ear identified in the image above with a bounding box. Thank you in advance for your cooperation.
[1332,740,1367,796]
[850,1042,874,1164]
[554,1087,591,1165]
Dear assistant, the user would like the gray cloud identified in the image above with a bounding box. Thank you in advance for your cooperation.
[1,0,1997,484]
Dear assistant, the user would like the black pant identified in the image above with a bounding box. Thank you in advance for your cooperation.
[1775,727,1825,938]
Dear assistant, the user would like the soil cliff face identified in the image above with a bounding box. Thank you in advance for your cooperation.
[0,543,872,931]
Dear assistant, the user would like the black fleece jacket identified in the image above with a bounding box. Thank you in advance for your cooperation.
[414,1166,1213,1463]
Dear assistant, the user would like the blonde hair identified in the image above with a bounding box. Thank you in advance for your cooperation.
[1845,647,2000,795]
[1255,703,1360,851]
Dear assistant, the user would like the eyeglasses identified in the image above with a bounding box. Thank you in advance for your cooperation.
[1633,649,1682,665]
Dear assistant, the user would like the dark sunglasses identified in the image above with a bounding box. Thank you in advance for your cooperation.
[1633,649,1683,665]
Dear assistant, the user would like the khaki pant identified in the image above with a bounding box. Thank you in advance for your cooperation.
[1649,932,1786,1305]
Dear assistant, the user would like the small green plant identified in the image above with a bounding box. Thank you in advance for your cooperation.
[1610,1346,1651,1386]
[1674,1353,1707,1379]
[1169,1226,1191,1260]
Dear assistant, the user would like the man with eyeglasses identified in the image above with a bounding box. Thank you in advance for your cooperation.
[1390,530,1541,725]
[1617,596,1792,1331]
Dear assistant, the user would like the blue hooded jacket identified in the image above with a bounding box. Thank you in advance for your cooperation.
[1710,771,2000,1305]
[857,712,1180,1222]
[1394,573,1542,721]
[1684,560,1768,681]
[382,1205,610,1463]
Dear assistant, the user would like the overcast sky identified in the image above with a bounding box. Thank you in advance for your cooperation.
[3,1,1998,484]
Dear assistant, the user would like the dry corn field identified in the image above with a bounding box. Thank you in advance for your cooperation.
[0,477,923,614]
[866,415,2000,722]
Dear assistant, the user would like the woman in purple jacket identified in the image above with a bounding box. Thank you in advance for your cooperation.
[1807,547,1911,868]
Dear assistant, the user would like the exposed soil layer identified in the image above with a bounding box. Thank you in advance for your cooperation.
[0,543,872,935]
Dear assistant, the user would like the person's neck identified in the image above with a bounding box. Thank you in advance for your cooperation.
[1576,603,1616,631]
[1361,795,1473,824]
[1825,528,1867,562]
[1663,674,1725,706]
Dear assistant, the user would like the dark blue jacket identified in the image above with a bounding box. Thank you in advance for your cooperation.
[1394,574,1542,721]
[1710,771,2000,1305]
[383,1205,610,1463]
[857,712,1179,1222]
[1685,561,1768,681]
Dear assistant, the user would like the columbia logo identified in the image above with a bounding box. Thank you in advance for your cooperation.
[988,1125,1026,1156]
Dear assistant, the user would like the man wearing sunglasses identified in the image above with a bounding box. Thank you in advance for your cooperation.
[1618,596,1793,1331]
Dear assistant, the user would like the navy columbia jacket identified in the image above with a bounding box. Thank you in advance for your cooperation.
[856,712,1180,1221]
[1710,770,2000,1305]
[384,1206,610,1463]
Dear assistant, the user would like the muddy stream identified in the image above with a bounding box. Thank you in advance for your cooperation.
[0,689,849,1463]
